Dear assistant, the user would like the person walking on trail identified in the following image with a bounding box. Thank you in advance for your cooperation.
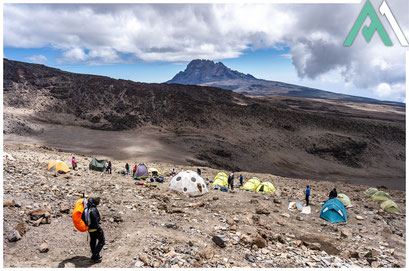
[228,172,235,190]
[305,185,311,206]
[86,196,105,263]
[329,188,337,199]
[72,157,77,170]
[239,174,243,186]
[125,163,130,174]
[107,160,112,174]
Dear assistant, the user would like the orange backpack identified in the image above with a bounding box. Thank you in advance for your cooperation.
[72,198,89,232]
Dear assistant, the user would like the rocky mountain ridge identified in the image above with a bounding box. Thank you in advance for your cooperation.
[167,59,402,105]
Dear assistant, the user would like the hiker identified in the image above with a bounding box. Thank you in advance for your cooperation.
[133,164,137,176]
[86,196,105,263]
[72,157,77,170]
[104,161,109,173]
[125,163,130,174]
[329,188,337,199]
[197,168,201,176]
[239,174,243,186]
[171,168,176,176]
[107,160,112,174]
[305,185,311,206]
[228,171,235,190]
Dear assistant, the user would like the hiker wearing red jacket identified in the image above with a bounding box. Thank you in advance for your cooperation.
[133,164,137,176]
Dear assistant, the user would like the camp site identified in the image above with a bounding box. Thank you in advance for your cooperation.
[3,144,406,268]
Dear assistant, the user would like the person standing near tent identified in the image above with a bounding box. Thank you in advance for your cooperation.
[125,163,130,174]
[133,164,137,176]
[305,185,311,206]
[228,172,235,190]
[107,160,112,174]
[239,174,243,186]
[86,196,105,263]
[72,157,77,170]
[197,168,201,176]
[329,188,337,199]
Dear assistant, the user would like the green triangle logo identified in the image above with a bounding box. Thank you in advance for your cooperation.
[344,0,392,46]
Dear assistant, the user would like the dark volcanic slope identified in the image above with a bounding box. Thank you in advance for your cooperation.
[167,59,401,105]
[3,59,406,189]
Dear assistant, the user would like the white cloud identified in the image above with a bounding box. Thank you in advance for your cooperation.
[25,54,47,64]
[375,82,406,102]
[3,1,408,100]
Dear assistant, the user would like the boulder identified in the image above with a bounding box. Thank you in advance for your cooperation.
[250,199,259,204]
[245,254,255,263]
[3,199,16,207]
[39,243,49,253]
[59,204,70,214]
[212,235,227,248]
[253,236,267,248]
[199,248,214,260]
[14,222,29,237]
[165,223,178,229]
[191,202,204,208]
[340,228,352,238]
[364,250,379,258]
[304,241,321,251]
[7,230,21,242]
[139,253,150,265]
[226,218,235,226]
[350,251,360,258]
[356,215,364,220]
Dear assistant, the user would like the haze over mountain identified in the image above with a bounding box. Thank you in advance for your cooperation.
[167,59,402,105]
[3,58,405,189]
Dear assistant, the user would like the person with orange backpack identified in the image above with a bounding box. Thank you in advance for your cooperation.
[86,196,105,262]
[72,196,105,263]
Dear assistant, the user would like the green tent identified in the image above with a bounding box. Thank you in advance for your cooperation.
[370,195,389,203]
[212,172,228,187]
[256,182,276,193]
[337,193,352,207]
[364,188,378,196]
[380,200,401,214]
[243,177,261,191]
[89,157,106,172]
[372,191,391,199]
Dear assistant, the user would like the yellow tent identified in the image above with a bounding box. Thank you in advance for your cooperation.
[380,200,401,214]
[243,177,261,191]
[48,160,70,173]
[256,182,276,193]
[213,172,228,187]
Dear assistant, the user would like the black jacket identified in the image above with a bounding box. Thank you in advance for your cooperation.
[87,198,101,230]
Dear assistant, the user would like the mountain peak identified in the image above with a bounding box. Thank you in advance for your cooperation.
[167,59,256,85]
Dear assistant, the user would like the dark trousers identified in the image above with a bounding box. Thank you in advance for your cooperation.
[229,181,234,190]
[306,195,310,206]
[89,229,105,257]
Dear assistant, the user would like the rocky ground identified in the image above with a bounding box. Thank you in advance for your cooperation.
[3,143,406,268]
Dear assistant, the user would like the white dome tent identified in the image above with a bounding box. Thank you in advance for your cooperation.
[168,170,208,195]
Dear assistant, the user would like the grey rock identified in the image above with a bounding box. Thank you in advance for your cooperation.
[212,234,228,248]
[7,230,21,242]
[245,254,255,263]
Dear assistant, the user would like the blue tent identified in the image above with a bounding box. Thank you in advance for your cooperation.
[320,198,348,223]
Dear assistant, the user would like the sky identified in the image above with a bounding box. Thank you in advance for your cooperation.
[3,1,408,102]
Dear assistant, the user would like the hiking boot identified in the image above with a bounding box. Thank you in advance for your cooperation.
[91,255,102,263]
